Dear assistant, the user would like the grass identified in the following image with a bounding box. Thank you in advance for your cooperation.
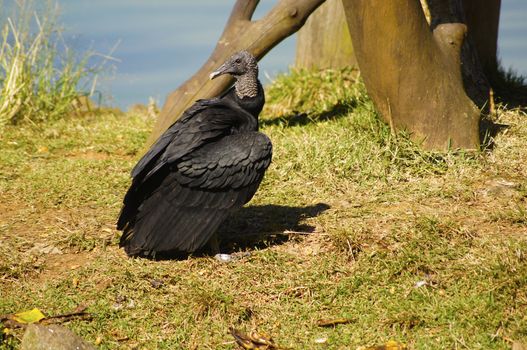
[1,68,526,349]
[0,1,100,129]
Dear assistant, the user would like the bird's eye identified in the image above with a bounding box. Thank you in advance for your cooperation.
[235,58,241,64]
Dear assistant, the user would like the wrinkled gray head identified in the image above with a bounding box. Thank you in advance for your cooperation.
[209,51,258,80]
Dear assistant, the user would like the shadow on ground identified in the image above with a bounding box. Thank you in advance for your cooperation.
[261,101,354,128]
[480,118,509,150]
[219,202,330,252]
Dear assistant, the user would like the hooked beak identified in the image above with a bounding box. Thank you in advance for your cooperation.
[209,62,229,80]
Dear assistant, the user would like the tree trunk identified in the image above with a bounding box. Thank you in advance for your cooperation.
[295,0,356,69]
[342,0,481,150]
[462,0,501,75]
[147,0,325,146]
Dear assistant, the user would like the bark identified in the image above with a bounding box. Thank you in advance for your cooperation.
[342,0,481,150]
[462,0,501,75]
[295,0,356,70]
[147,0,325,146]
[427,0,491,108]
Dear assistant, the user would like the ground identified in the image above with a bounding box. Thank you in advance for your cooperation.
[1,70,526,349]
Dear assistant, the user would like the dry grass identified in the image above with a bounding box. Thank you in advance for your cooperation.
[1,69,526,349]
[0,1,101,129]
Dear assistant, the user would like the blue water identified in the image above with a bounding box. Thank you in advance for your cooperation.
[57,1,296,109]
[3,1,527,110]
[498,0,527,76]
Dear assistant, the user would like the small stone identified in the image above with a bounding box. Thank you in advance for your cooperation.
[314,337,328,344]
[414,280,427,288]
[21,324,96,350]
[214,253,233,262]
[482,179,519,199]
[149,279,164,288]
[27,243,62,256]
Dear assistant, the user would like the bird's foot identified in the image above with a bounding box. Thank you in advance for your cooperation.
[214,251,251,263]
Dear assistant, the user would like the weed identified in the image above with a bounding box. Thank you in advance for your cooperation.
[0,1,101,129]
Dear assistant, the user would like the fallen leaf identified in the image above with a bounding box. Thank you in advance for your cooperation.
[37,146,49,153]
[229,327,283,349]
[12,309,46,324]
[1,305,91,331]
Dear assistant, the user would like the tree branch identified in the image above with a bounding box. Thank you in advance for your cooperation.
[228,0,260,23]
[147,0,325,146]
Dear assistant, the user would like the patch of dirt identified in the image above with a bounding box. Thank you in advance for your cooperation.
[275,228,334,257]
[1,197,119,283]
[1,199,114,242]
[0,200,36,230]
[36,251,94,282]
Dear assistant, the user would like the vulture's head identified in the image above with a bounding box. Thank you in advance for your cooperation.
[210,51,258,80]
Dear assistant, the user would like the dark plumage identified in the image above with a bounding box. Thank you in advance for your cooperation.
[117,51,272,258]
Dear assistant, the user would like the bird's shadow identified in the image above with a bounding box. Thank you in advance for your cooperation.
[150,203,330,260]
[217,202,330,253]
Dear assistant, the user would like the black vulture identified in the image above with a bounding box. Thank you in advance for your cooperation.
[117,51,272,258]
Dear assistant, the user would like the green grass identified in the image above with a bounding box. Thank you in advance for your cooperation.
[1,69,526,349]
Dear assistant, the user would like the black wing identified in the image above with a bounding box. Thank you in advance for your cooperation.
[130,96,243,182]
[119,131,272,256]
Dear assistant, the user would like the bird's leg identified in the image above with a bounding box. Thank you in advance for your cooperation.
[209,233,239,263]
[207,233,221,255]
